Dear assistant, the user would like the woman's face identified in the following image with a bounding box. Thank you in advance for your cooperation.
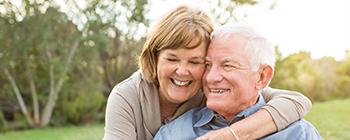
[157,39,207,105]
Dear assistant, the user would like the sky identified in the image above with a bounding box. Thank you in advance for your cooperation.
[148,0,350,61]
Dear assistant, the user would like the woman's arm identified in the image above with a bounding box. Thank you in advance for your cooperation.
[260,87,312,131]
[103,91,136,140]
[195,109,275,140]
[195,87,312,140]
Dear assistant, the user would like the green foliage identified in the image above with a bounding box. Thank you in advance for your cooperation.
[54,61,105,125]
[209,0,259,25]
[270,48,350,101]
[0,0,148,130]
[335,57,350,97]
[129,0,149,24]
[56,91,104,125]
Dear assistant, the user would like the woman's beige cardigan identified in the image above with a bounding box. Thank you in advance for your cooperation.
[103,70,311,140]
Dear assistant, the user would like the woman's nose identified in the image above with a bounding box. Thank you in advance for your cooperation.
[176,63,189,76]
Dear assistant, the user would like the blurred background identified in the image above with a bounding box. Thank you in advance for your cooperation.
[0,0,349,139]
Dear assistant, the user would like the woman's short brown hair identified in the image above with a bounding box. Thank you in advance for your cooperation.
[139,5,214,86]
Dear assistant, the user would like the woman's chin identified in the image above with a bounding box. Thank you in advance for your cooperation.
[169,95,193,104]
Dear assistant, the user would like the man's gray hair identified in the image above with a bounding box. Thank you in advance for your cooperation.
[210,23,275,72]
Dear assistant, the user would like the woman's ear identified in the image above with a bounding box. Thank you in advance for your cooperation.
[256,65,274,90]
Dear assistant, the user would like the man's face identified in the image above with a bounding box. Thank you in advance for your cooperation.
[203,34,260,120]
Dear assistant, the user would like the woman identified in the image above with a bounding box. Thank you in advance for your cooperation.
[103,5,311,140]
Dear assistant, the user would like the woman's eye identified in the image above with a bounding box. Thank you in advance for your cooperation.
[190,61,200,64]
[167,58,178,62]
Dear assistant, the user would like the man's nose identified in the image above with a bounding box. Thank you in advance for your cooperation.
[205,66,223,83]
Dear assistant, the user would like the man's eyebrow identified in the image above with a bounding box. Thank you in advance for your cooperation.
[219,57,243,66]
[205,57,211,61]
[219,58,233,62]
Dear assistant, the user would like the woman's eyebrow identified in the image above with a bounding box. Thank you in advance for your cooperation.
[165,52,177,57]
[166,52,204,60]
[191,56,205,60]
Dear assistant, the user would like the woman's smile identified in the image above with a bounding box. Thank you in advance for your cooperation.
[171,78,192,87]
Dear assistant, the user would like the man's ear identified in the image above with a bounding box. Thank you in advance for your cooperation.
[256,64,274,90]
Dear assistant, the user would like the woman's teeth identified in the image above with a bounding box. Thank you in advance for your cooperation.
[172,79,190,86]
[210,89,229,93]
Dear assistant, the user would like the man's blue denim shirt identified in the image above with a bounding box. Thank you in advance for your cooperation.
[154,94,323,140]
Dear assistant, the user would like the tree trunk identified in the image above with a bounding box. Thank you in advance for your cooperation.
[0,106,8,129]
[23,50,41,126]
[2,68,34,127]
[41,39,80,126]
[40,63,55,127]
[29,78,40,126]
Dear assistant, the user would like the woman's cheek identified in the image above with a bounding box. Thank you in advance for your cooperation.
[193,65,206,80]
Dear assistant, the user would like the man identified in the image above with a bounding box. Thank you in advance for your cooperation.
[154,23,323,140]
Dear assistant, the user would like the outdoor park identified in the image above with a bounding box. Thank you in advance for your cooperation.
[0,0,349,139]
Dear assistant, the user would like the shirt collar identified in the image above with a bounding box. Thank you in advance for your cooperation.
[194,93,266,127]
[194,107,215,127]
[236,93,266,119]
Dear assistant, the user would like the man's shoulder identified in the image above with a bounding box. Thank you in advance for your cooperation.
[261,119,323,140]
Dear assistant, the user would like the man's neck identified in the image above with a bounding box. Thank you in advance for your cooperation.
[219,94,260,121]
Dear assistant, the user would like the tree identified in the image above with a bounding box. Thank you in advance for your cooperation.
[73,0,149,95]
[0,0,82,127]
[0,0,150,129]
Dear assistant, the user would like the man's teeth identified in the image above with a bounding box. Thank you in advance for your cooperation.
[173,79,190,86]
[210,89,229,93]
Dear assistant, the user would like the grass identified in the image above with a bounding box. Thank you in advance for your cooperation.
[0,124,105,140]
[305,98,350,140]
[0,98,349,140]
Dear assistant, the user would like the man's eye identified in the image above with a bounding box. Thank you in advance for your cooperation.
[205,63,212,70]
[223,65,237,70]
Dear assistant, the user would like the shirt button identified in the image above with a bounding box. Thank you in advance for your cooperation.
[215,116,220,120]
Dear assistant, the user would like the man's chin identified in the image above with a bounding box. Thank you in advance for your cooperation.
[206,101,223,110]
